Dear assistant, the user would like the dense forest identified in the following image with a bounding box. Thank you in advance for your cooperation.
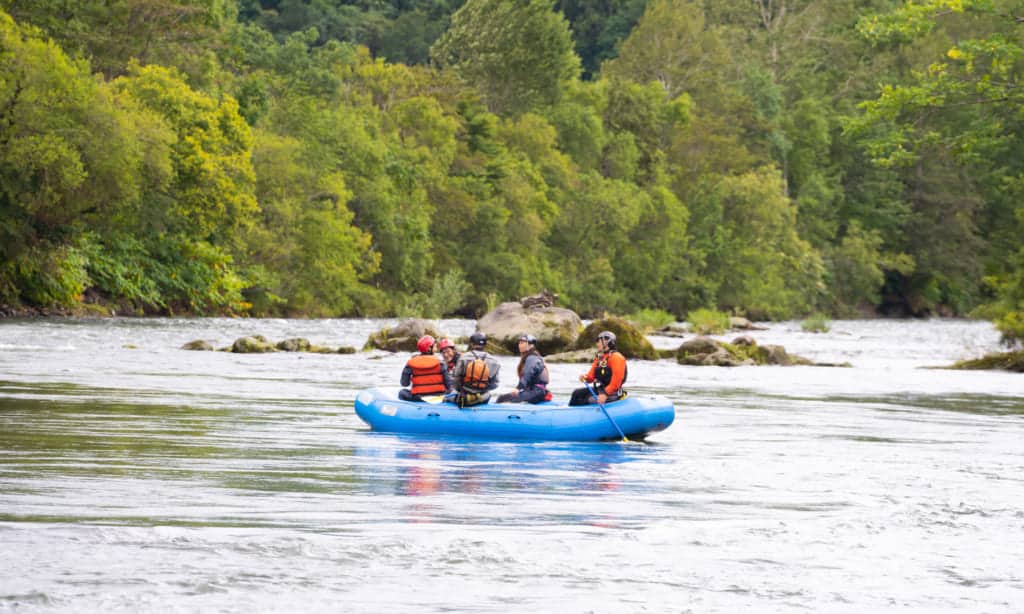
[0,0,1022,343]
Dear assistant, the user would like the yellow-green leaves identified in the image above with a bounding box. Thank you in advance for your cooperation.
[114,64,258,243]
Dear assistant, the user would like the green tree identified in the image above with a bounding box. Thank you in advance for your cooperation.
[1,0,236,80]
[431,0,581,115]
[0,12,164,305]
[689,167,825,318]
[245,130,379,315]
[848,0,1024,320]
[113,63,259,246]
[557,0,647,79]
[601,0,731,105]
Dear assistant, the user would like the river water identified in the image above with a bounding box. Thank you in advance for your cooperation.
[0,317,1021,613]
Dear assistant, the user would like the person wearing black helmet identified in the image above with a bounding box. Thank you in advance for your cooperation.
[449,332,500,407]
[569,330,628,406]
[497,333,551,404]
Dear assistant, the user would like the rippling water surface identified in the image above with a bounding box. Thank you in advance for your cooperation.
[1,317,1022,612]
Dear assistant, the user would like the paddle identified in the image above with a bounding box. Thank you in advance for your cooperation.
[584,382,629,442]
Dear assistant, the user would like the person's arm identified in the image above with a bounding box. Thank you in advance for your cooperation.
[451,357,465,390]
[487,356,500,391]
[400,363,412,387]
[532,354,548,388]
[579,357,598,383]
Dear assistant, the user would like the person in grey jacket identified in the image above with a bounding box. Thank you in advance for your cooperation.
[449,332,501,406]
[497,334,551,404]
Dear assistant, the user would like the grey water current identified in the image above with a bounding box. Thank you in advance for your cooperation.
[1,317,1021,613]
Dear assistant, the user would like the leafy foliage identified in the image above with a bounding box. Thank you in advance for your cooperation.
[686,308,730,335]
[431,0,581,115]
[0,1,1020,334]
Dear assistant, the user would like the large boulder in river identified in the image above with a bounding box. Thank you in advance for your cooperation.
[477,302,582,354]
[364,318,441,352]
[574,317,658,360]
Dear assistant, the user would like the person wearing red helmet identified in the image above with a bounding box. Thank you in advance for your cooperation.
[437,337,460,388]
[399,335,450,401]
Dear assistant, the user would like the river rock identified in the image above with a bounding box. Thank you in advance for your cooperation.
[677,337,748,366]
[364,318,441,352]
[730,316,768,331]
[232,335,276,353]
[477,302,581,354]
[655,324,689,338]
[677,336,720,357]
[276,338,312,352]
[181,339,215,351]
[677,336,811,366]
[574,317,658,360]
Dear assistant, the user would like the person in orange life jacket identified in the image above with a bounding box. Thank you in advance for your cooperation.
[399,335,451,402]
[448,332,500,406]
[437,337,460,391]
[568,330,628,406]
[497,333,552,404]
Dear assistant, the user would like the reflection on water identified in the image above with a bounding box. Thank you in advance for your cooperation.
[379,436,646,497]
[1,317,1022,612]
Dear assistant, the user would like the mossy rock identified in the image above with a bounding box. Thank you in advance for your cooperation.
[677,336,811,366]
[677,337,751,366]
[276,338,312,352]
[575,317,658,360]
[950,351,1024,372]
[231,335,276,353]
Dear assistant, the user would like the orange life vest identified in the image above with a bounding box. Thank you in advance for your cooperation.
[408,354,446,395]
[462,351,491,391]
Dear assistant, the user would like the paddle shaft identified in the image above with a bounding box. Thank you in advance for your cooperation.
[585,382,628,442]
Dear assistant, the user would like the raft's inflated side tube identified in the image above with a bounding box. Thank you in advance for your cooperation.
[354,388,675,441]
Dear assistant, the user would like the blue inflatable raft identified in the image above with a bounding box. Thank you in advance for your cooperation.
[354,388,675,441]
